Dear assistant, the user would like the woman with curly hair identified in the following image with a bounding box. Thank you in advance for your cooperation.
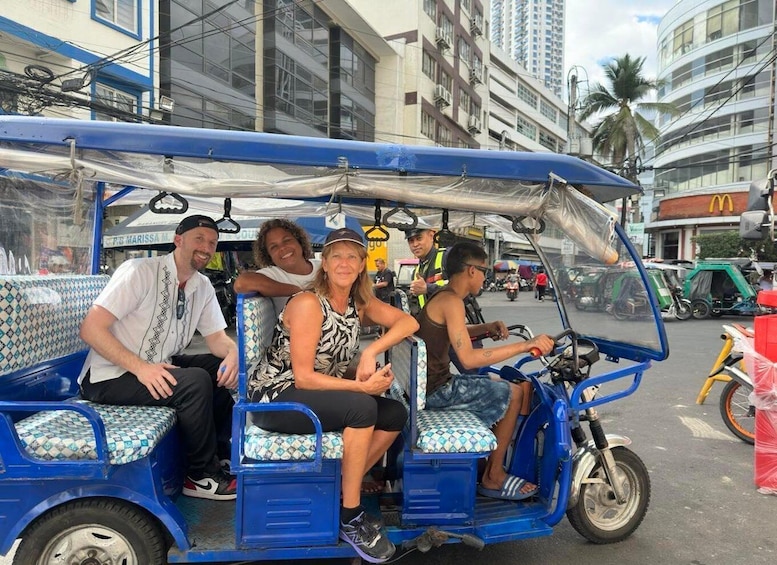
[233,218,319,315]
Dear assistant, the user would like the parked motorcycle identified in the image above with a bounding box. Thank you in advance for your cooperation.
[205,268,237,328]
[665,286,692,321]
[696,323,755,444]
[506,278,519,301]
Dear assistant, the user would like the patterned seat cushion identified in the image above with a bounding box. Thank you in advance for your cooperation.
[243,425,344,461]
[0,275,109,377]
[390,336,427,410]
[242,296,276,370]
[15,401,176,465]
[415,409,497,454]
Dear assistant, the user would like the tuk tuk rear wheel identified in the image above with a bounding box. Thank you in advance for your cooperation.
[691,300,711,319]
[566,446,650,544]
[14,498,166,565]
[719,379,755,444]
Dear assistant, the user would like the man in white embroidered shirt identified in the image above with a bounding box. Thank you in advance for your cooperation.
[78,214,239,501]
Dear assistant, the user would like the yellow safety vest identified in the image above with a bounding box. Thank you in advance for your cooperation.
[414,247,447,308]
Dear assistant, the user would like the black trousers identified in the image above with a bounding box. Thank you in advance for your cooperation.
[253,387,407,435]
[81,354,234,476]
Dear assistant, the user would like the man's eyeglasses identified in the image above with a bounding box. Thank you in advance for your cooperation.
[176,288,185,320]
[464,264,489,275]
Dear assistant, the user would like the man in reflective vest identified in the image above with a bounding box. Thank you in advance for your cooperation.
[405,227,448,313]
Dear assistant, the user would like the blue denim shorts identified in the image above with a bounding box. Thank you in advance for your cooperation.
[425,374,512,427]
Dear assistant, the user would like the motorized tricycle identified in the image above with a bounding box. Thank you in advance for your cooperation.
[0,116,668,564]
[683,260,765,319]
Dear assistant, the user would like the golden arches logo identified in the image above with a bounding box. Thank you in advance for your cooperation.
[709,194,733,213]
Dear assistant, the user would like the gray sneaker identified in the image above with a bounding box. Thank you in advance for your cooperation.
[339,510,395,563]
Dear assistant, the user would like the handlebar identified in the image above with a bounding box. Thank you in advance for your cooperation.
[529,328,576,358]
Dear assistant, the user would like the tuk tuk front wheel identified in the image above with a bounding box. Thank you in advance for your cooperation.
[675,300,693,321]
[566,446,650,544]
[14,498,167,565]
[719,379,755,444]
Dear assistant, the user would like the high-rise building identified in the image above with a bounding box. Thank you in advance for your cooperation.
[649,0,773,261]
[490,0,565,97]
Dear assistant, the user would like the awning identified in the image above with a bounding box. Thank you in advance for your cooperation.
[104,201,362,250]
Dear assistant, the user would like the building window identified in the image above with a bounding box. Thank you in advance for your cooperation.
[93,83,137,121]
[470,101,481,120]
[516,116,536,141]
[538,130,557,151]
[336,32,376,98]
[169,0,256,96]
[170,83,254,131]
[336,95,375,141]
[421,111,435,140]
[440,71,452,93]
[461,0,471,14]
[437,123,451,147]
[540,99,557,123]
[439,15,453,39]
[457,37,471,66]
[267,50,328,135]
[95,0,137,33]
[459,88,470,113]
[423,0,435,20]
[516,81,538,108]
[672,18,693,56]
[662,232,679,261]
[422,51,436,80]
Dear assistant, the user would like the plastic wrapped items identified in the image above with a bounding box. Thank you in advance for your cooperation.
[739,336,777,494]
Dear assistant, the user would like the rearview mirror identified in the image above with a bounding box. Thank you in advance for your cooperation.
[740,210,769,240]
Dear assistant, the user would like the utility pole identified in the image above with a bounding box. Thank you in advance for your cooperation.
[567,71,577,150]
[767,0,777,170]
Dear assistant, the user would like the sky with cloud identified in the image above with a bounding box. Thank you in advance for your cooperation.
[564,0,679,100]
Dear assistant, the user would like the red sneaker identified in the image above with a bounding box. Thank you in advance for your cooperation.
[183,469,236,501]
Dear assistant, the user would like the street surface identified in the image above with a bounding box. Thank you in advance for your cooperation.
[4,291,773,565]
[386,291,775,565]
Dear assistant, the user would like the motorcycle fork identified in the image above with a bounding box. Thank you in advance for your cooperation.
[696,335,735,405]
[574,388,628,504]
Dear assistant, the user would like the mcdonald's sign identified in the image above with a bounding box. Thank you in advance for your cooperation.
[709,193,733,213]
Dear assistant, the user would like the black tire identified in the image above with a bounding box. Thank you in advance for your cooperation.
[719,379,755,445]
[691,300,711,319]
[15,498,167,565]
[611,303,629,321]
[710,309,723,318]
[566,446,651,544]
[675,301,692,321]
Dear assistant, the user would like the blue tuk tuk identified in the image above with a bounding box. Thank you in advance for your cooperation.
[0,116,668,564]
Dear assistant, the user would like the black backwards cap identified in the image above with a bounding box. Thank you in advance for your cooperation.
[175,214,219,236]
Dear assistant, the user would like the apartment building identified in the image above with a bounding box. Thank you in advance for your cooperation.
[0,0,156,121]
[351,0,489,148]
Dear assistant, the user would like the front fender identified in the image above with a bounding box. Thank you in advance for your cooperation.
[567,434,631,508]
[723,365,753,388]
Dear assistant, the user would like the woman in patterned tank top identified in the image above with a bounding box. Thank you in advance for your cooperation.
[248,227,418,563]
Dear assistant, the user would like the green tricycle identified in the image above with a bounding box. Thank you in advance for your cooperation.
[683,260,765,319]
[606,268,683,320]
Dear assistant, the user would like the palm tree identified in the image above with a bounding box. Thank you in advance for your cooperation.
[578,54,677,180]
